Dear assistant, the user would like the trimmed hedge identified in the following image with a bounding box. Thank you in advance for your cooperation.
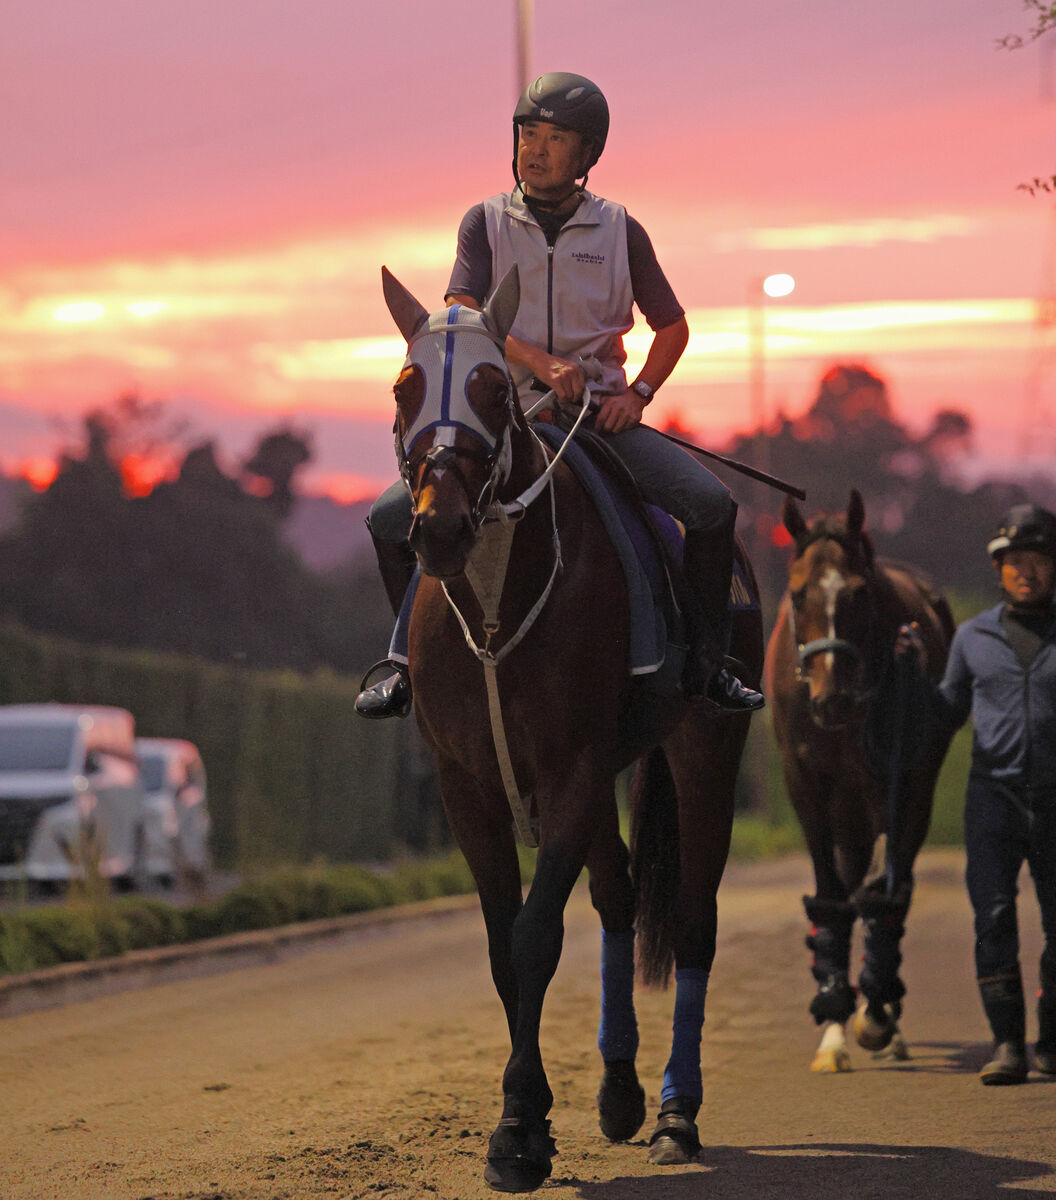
[0,621,440,869]
[0,851,509,976]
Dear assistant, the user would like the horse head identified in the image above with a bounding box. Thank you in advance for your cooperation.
[781,489,880,729]
[382,265,526,579]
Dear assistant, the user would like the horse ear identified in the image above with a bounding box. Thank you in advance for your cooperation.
[782,495,808,544]
[847,489,866,538]
[382,266,429,343]
[482,266,520,344]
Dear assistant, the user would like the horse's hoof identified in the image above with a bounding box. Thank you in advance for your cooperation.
[854,1002,895,1052]
[484,1117,556,1193]
[597,1060,646,1142]
[647,1099,701,1165]
[811,1047,852,1073]
[889,1033,910,1061]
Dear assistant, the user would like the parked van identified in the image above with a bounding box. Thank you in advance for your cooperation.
[134,737,211,884]
[0,704,145,884]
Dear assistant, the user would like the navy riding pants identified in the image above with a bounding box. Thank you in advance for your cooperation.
[964,775,1056,985]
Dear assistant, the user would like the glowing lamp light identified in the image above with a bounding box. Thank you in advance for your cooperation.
[52,300,106,323]
[762,273,795,299]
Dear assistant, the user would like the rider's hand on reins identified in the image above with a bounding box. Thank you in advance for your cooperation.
[536,356,586,404]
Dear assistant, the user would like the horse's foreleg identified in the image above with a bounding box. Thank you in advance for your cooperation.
[586,828,645,1143]
[804,894,857,1072]
[852,877,912,1055]
[486,836,588,1192]
[436,761,524,1037]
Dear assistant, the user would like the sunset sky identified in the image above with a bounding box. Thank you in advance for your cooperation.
[2,0,1054,501]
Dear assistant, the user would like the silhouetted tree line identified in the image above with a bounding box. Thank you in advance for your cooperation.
[712,364,1056,609]
[0,398,391,674]
[2,368,1051,674]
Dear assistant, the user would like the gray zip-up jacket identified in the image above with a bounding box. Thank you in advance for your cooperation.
[937,602,1056,791]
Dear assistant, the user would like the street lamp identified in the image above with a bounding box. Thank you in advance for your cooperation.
[748,273,795,466]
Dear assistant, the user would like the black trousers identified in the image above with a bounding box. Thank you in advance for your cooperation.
[965,776,1056,985]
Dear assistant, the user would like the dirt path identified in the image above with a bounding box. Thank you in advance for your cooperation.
[3,849,1055,1199]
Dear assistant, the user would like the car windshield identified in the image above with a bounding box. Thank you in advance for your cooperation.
[0,725,76,771]
[138,754,167,792]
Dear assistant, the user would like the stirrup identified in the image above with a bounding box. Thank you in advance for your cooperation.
[355,659,412,720]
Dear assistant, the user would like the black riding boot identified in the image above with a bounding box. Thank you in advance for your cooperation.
[1036,972,1056,1074]
[978,971,1028,1085]
[803,896,857,1025]
[681,519,763,715]
[355,530,417,720]
[854,879,911,1021]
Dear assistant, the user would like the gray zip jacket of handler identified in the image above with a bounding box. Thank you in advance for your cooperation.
[936,603,1056,793]
[480,188,635,400]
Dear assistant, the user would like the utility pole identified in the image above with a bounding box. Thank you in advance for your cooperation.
[1021,39,1056,465]
[515,0,533,95]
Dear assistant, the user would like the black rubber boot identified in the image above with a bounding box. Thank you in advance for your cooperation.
[682,519,763,715]
[1036,973,1056,1075]
[978,971,1028,1085]
[354,524,418,720]
[370,526,418,620]
[803,896,857,1025]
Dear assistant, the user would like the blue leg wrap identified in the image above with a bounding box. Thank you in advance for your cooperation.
[598,929,639,1062]
[661,967,708,1104]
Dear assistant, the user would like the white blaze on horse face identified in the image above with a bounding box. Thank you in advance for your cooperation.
[819,565,845,674]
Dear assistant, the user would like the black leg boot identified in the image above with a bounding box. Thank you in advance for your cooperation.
[355,529,417,720]
[978,971,1028,1085]
[853,880,911,1049]
[681,518,764,715]
[803,896,857,1025]
[1036,973,1056,1074]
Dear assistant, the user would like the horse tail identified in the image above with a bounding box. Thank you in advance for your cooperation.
[629,745,679,987]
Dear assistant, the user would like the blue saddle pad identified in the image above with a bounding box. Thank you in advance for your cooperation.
[533,424,681,679]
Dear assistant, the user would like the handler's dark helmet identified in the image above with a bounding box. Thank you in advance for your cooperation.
[987,503,1056,561]
[512,72,609,174]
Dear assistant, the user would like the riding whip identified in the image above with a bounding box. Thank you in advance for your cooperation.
[651,428,807,501]
[570,356,807,500]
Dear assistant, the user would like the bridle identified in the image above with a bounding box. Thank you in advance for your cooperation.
[786,530,884,706]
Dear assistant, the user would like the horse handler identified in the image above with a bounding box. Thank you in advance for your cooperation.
[897,503,1056,1084]
[355,71,763,720]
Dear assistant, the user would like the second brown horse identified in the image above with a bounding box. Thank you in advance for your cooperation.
[765,489,954,1070]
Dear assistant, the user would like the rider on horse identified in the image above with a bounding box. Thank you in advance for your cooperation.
[356,71,763,720]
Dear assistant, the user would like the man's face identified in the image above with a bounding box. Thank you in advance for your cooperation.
[995,548,1056,607]
[517,120,587,199]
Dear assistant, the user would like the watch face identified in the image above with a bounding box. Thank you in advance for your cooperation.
[633,380,653,400]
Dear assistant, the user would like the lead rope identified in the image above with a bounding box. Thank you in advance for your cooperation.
[441,467,562,848]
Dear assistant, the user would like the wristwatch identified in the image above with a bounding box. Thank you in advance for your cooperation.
[631,379,655,404]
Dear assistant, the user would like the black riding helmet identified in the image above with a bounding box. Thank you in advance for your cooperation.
[512,72,609,189]
[987,503,1056,560]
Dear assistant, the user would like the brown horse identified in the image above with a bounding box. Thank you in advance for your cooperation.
[381,265,763,1190]
[764,489,955,1071]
